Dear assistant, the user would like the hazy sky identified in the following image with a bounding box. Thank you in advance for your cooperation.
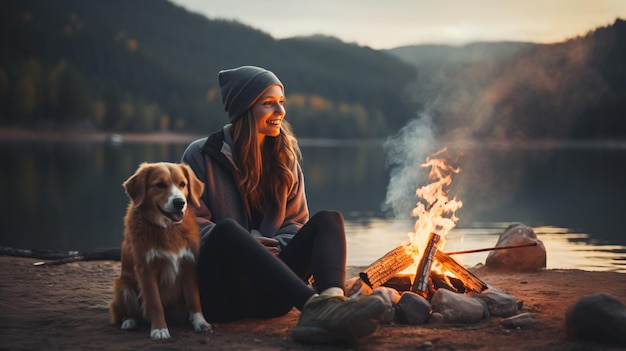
[169,0,626,49]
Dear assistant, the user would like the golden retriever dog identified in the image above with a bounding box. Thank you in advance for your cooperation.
[109,162,212,340]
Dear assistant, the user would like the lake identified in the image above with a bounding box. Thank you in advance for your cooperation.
[1,135,625,272]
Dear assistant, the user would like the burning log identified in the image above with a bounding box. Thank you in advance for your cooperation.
[434,250,488,293]
[348,235,490,298]
[347,244,414,295]
[431,271,465,293]
[410,233,440,296]
[350,149,495,302]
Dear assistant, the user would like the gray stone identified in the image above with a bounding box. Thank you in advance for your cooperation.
[473,290,519,317]
[565,293,626,346]
[426,312,444,326]
[431,288,486,324]
[396,291,432,325]
[416,341,433,350]
[485,223,546,271]
[372,287,399,324]
[372,286,401,305]
[501,312,533,329]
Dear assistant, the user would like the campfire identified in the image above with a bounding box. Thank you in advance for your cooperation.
[347,148,526,326]
[350,148,486,297]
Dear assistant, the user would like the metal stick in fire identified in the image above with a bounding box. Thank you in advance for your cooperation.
[445,242,538,255]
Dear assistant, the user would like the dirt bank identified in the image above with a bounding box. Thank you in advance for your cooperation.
[1,256,625,350]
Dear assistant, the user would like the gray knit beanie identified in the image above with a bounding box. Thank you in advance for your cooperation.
[218,66,284,122]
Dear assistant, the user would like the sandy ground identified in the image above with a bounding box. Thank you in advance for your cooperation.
[1,256,625,351]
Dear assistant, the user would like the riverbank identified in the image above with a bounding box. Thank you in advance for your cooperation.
[1,256,625,350]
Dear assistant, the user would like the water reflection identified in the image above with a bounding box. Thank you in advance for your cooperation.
[345,218,626,273]
[1,139,626,273]
[0,140,189,251]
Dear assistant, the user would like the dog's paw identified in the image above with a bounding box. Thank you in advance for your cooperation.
[150,328,171,340]
[121,318,137,330]
[190,312,213,333]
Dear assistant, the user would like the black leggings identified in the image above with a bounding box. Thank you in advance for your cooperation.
[196,210,347,322]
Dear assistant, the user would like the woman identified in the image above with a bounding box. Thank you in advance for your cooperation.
[181,65,384,344]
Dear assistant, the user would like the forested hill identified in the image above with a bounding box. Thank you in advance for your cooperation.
[1,0,625,140]
[0,0,416,138]
[387,19,626,140]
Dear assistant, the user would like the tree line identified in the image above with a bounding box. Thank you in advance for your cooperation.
[0,0,416,138]
[1,0,625,140]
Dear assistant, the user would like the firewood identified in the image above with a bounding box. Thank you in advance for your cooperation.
[345,237,490,297]
[381,274,413,291]
[434,250,488,292]
[347,243,414,296]
[431,271,465,293]
[410,233,440,296]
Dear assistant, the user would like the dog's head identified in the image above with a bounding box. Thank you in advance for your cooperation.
[123,162,204,227]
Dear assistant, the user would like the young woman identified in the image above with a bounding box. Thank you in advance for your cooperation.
[181,65,385,344]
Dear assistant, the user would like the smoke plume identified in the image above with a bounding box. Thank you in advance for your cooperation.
[382,113,437,219]
[382,27,614,221]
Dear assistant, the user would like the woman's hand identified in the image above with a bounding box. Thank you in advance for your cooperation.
[256,237,279,255]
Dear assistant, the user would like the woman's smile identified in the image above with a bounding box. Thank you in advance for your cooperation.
[253,85,286,141]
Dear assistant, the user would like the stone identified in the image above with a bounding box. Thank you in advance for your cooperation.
[501,312,533,329]
[372,287,400,324]
[372,286,401,305]
[431,289,486,324]
[426,312,444,326]
[396,291,432,325]
[473,290,519,317]
[416,341,433,350]
[485,223,546,271]
[565,293,626,346]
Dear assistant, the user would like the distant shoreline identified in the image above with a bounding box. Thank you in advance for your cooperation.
[3,127,626,149]
[0,127,204,143]
[0,127,386,146]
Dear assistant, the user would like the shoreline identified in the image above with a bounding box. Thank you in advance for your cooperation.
[0,127,205,143]
[0,127,386,146]
[4,127,626,149]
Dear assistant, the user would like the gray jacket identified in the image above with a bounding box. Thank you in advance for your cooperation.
[181,125,309,251]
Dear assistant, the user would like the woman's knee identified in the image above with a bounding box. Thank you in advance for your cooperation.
[309,210,346,242]
[310,210,344,226]
[202,219,250,252]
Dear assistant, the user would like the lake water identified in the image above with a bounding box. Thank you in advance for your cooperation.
[1,136,625,273]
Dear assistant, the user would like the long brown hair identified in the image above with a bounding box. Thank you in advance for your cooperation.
[231,110,301,213]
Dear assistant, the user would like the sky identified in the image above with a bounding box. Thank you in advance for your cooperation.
[169,0,626,49]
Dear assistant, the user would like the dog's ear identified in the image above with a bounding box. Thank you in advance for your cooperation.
[124,163,151,208]
[180,163,204,208]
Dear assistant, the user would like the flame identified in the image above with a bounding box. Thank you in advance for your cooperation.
[404,148,463,274]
